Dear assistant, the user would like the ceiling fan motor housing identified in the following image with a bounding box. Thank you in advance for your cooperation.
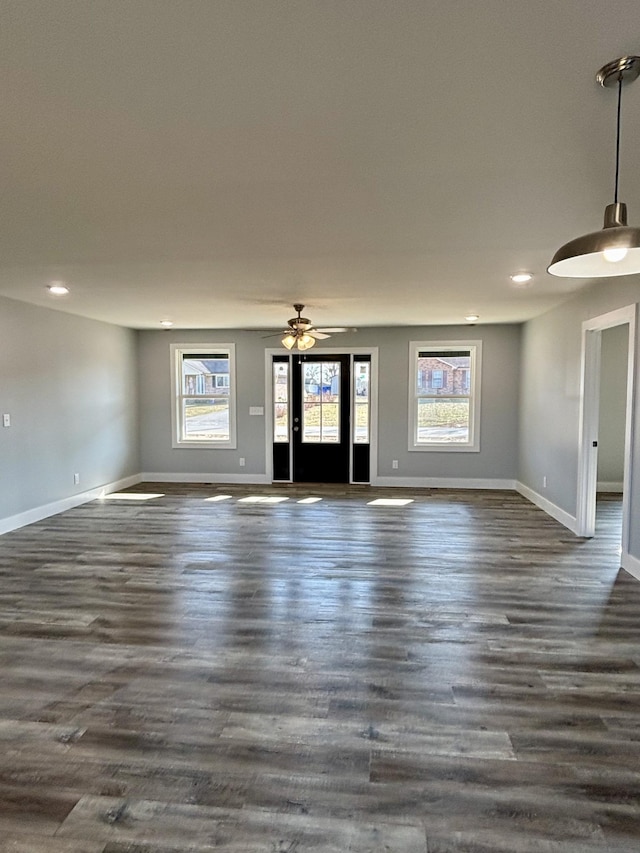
[289,317,312,331]
[289,304,312,332]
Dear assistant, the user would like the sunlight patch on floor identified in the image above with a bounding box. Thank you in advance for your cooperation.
[204,495,233,502]
[102,492,165,501]
[238,496,290,504]
[367,498,414,506]
[297,497,322,504]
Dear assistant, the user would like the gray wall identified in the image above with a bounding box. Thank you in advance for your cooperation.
[0,295,139,523]
[139,330,271,476]
[598,324,628,487]
[518,277,640,558]
[138,323,521,482]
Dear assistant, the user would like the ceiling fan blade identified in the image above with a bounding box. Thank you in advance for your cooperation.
[308,330,331,340]
[315,327,354,334]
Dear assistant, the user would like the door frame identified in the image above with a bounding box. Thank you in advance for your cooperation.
[264,346,379,483]
[576,304,637,553]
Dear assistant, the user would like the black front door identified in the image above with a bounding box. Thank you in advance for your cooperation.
[291,353,351,483]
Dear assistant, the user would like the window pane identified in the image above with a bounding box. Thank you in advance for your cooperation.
[302,362,341,444]
[416,398,469,443]
[355,363,369,401]
[320,403,340,442]
[416,354,471,396]
[274,363,289,403]
[322,362,340,401]
[303,363,321,401]
[182,356,230,396]
[273,362,289,443]
[274,404,289,443]
[183,398,230,441]
[302,402,322,442]
[354,403,369,443]
[354,362,370,443]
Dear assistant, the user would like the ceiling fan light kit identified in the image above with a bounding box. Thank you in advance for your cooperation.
[548,55,640,278]
[277,304,343,351]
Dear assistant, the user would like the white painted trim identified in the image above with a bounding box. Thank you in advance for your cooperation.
[597,481,624,493]
[576,304,637,549]
[621,551,640,582]
[408,339,482,453]
[169,342,238,450]
[576,327,601,538]
[0,474,142,537]
[372,476,515,490]
[140,472,270,484]
[515,481,578,534]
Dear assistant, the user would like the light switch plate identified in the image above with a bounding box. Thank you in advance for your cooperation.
[2,414,10,428]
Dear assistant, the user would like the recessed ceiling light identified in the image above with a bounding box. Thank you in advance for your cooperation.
[47,281,69,295]
[465,314,479,323]
[160,319,174,328]
[510,272,533,285]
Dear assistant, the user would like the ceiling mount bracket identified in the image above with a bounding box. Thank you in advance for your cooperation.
[596,55,640,88]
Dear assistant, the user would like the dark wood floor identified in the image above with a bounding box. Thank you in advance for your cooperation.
[0,485,639,852]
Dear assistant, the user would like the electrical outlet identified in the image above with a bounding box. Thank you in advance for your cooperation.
[239,457,246,467]
[2,413,10,428]
[392,460,399,469]
[73,473,80,485]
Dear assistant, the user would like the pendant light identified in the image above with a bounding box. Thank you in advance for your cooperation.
[548,55,640,278]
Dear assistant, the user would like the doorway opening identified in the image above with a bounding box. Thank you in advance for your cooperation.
[576,305,637,562]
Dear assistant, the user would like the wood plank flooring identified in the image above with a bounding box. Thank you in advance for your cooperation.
[0,485,638,851]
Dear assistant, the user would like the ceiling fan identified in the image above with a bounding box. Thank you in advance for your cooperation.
[273,304,351,351]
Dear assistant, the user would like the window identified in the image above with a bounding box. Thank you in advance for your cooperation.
[302,361,341,443]
[353,359,370,443]
[273,360,289,443]
[431,369,444,390]
[409,341,481,452]
[171,344,236,448]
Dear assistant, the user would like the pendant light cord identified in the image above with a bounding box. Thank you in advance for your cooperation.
[614,74,622,204]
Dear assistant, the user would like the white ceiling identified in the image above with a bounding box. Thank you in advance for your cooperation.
[0,0,639,330]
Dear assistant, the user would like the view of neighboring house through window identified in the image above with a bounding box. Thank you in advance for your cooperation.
[409,341,481,451]
[171,344,236,447]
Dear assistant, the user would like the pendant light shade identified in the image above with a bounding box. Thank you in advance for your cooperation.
[548,56,640,279]
[548,202,640,277]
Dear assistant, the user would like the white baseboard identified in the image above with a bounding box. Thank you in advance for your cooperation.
[515,481,578,534]
[371,476,516,490]
[621,551,640,582]
[597,481,624,493]
[140,472,271,485]
[0,473,142,537]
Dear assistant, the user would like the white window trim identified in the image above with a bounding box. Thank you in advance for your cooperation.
[170,343,237,449]
[408,340,482,453]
